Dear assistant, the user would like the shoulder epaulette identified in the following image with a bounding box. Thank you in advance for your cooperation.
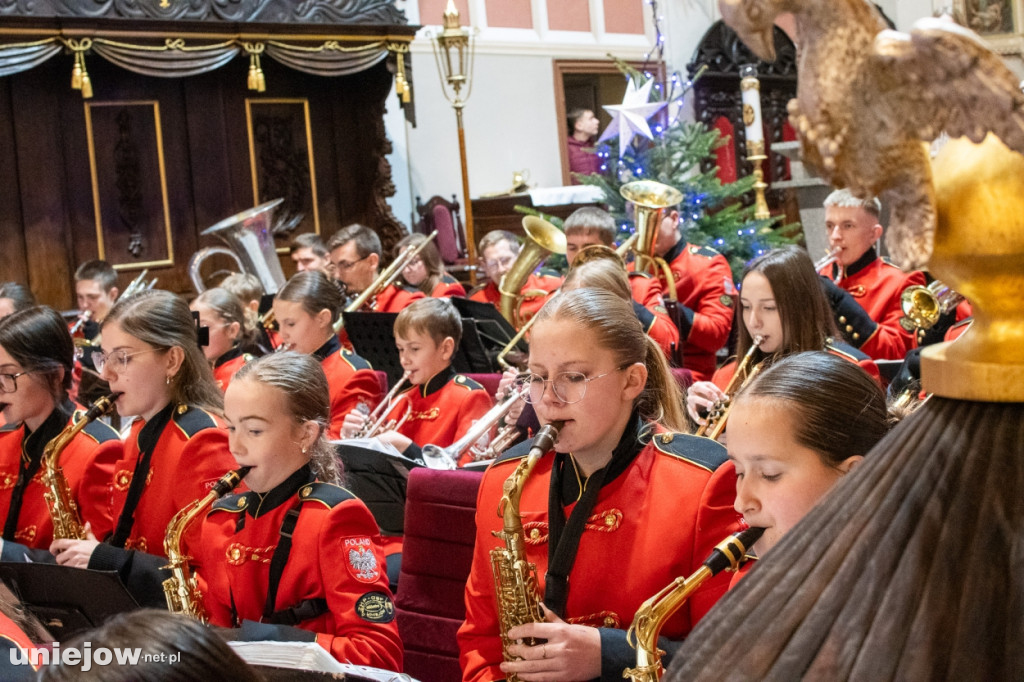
[72,411,120,444]
[490,438,532,468]
[297,481,356,508]
[453,374,485,391]
[826,338,870,362]
[441,273,459,284]
[171,405,218,437]
[650,432,728,472]
[339,348,373,372]
[880,257,905,270]
[0,422,19,433]
[211,492,248,513]
[627,270,652,279]
[689,244,721,259]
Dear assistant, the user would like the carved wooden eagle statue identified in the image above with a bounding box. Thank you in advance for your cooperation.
[719,0,1024,269]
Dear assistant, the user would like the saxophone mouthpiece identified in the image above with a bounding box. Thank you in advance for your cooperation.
[703,526,766,575]
[84,392,123,420]
[213,466,253,497]
[531,420,564,454]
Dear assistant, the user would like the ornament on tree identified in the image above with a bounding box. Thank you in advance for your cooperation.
[598,77,667,159]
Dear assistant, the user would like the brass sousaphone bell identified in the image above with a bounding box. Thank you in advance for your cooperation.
[620,180,683,301]
[188,198,287,294]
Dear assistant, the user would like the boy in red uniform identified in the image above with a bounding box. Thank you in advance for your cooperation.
[469,231,561,326]
[564,207,681,359]
[343,298,493,467]
[327,224,424,313]
[817,189,926,360]
[650,207,735,381]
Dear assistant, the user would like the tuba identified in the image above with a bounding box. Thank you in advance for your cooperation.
[420,385,529,469]
[491,421,563,682]
[624,526,764,681]
[163,466,251,622]
[189,198,287,295]
[43,393,121,540]
[899,279,965,332]
[620,180,683,302]
[696,335,764,440]
[498,216,567,328]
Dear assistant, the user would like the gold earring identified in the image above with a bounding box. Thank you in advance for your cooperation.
[165,376,170,385]
[301,445,308,454]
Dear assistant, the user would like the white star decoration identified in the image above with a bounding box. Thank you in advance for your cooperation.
[598,77,667,158]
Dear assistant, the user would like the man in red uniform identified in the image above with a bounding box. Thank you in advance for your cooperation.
[70,260,119,402]
[564,207,681,361]
[817,189,926,360]
[469,231,561,326]
[651,209,735,381]
[327,224,424,314]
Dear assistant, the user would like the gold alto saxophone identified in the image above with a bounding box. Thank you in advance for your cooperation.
[43,392,121,540]
[490,420,563,682]
[695,335,764,440]
[162,466,252,622]
[623,527,765,682]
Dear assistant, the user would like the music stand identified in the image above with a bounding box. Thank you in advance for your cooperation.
[335,444,422,539]
[450,298,526,353]
[0,563,139,641]
[344,312,403,388]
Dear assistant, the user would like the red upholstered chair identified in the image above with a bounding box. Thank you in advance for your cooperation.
[464,372,502,398]
[374,370,389,396]
[395,468,484,682]
[672,367,693,392]
[415,194,467,265]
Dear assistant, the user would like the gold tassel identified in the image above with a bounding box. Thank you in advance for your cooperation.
[255,54,266,92]
[81,71,93,99]
[71,54,83,90]
[247,53,258,90]
[394,51,411,104]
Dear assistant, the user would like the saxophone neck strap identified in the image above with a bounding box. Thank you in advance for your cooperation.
[109,404,175,548]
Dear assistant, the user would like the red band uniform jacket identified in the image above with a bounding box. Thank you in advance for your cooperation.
[315,336,383,441]
[469,273,562,326]
[457,417,741,682]
[648,242,735,381]
[819,250,925,360]
[88,403,235,566]
[0,401,122,556]
[430,274,467,299]
[212,347,252,393]
[366,283,425,314]
[628,272,681,361]
[384,367,494,467]
[195,464,403,670]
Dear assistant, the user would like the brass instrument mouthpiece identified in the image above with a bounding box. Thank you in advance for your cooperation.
[213,466,253,497]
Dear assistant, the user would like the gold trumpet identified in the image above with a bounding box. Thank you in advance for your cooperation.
[696,334,764,440]
[899,279,965,332]
[353,372,412,438]
[420,385,529,469]
[498,216,567,328]
[620,180,683,302]
[333,231,438,333]
[624,527,764,681]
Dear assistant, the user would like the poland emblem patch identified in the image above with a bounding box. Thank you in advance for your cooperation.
[344,537,380,583]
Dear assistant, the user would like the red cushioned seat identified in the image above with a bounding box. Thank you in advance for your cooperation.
[395,468,484,682]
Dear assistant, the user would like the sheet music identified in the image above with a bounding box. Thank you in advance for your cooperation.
[228,641,417,681]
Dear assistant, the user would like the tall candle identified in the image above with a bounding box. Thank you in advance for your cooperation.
[740,63,764,154]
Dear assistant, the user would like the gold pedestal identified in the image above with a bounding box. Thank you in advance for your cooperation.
[921,133,1024,401]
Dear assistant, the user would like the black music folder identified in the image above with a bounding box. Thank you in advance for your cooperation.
[0,563,139,641]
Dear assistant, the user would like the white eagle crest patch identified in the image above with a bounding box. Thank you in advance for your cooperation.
[344,537,380,583]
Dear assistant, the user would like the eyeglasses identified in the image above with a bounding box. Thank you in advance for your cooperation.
[0,371,32,394]
[93,347,165,374]
[513,366,628,405]
[483,255,515,271]
[332,255,370,272]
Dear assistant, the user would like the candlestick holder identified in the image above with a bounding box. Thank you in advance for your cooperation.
[740,64,771,220]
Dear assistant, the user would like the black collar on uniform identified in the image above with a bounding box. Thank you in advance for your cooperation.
[662,237,687,265]
[22,399,74,463]
[420,365,456,397]
[556,409,646,505]
[242,464,315,519]
[214,344,243,369]
[843,247,878,278]
[312,335,341,362]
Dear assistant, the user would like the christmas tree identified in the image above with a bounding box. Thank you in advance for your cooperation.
[576,66,798,280]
